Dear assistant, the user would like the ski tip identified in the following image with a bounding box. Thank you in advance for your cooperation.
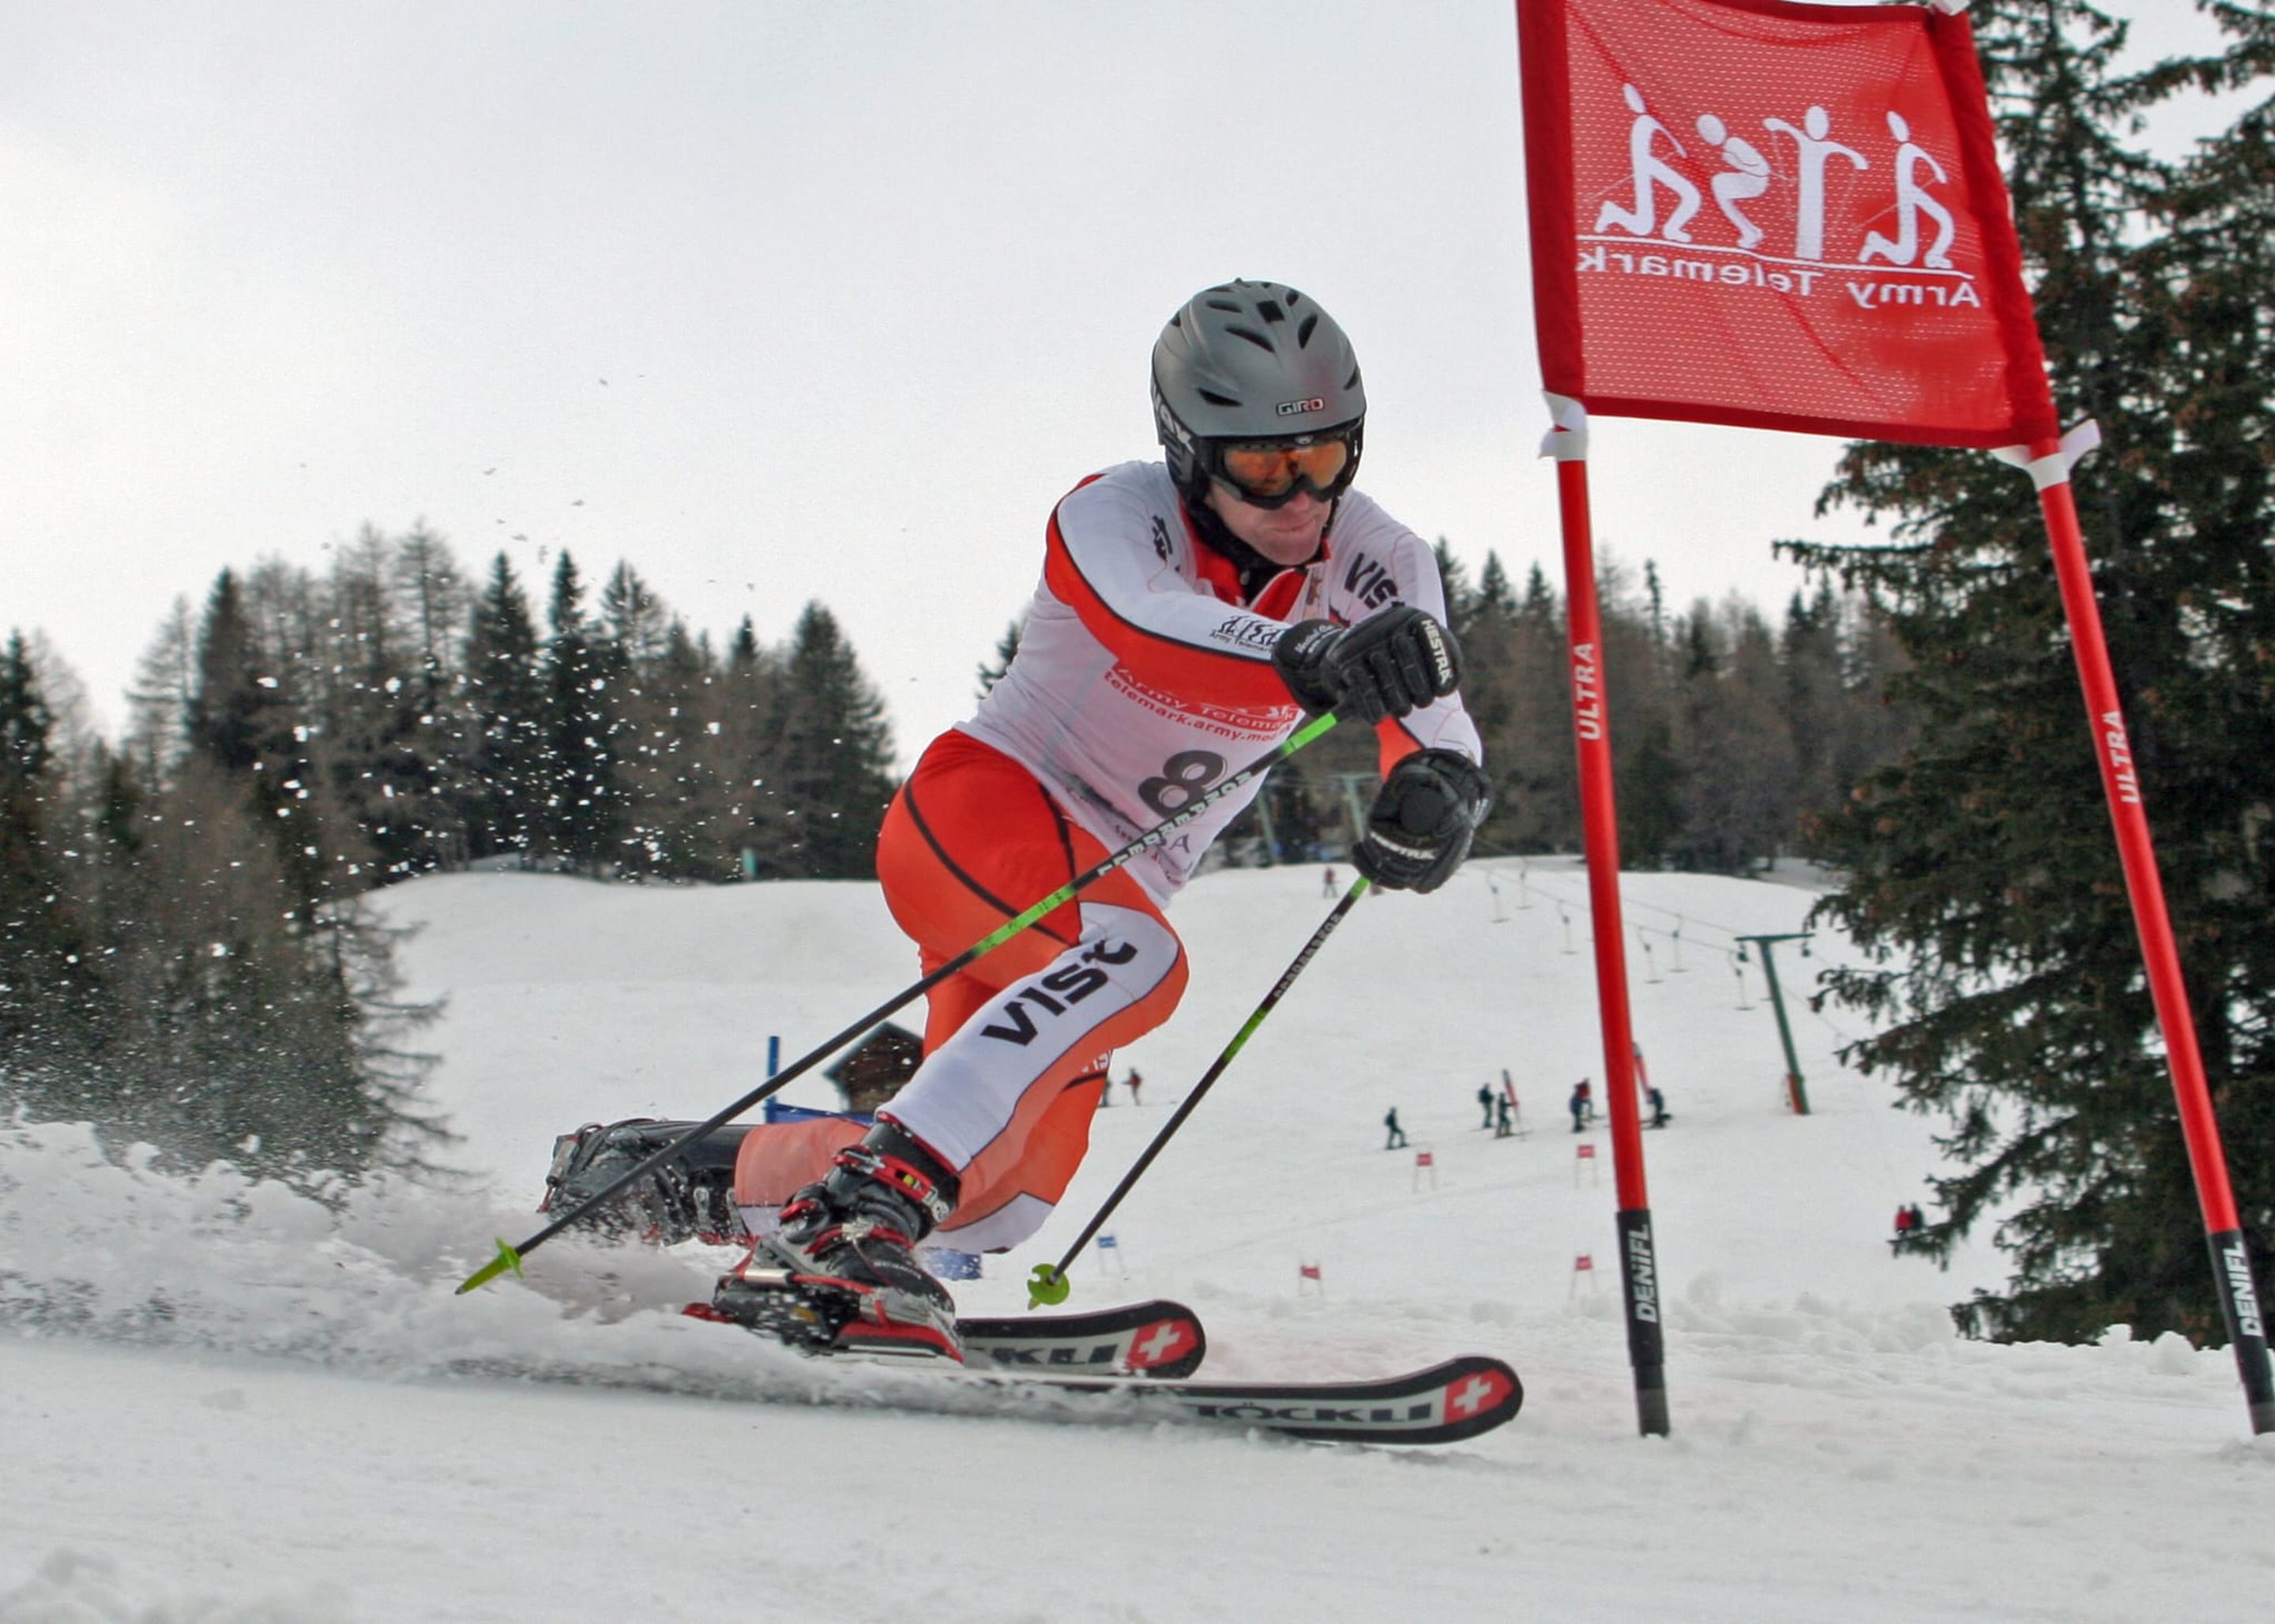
[455,1239,525,1295]
[1025,1265,1071,1309]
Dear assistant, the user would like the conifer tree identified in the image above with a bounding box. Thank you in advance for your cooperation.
[1475,553,1519,623]
[461,552,547,859]
[1601,566,1685,868]
[1432,539,1478,642]
[1490,562,1584,852]
[184,571,278,780]
[0,633,99,1119]
[620,617,735,878]
[1452,552,1523,838]
[716,615,788,878]
[124,597,197,789]
[308,533,442,881]
[767,602,898,879]
[541,552,621,871]
[389,521,468,707]
[1780,586,1847,833]
[1667,600,1796,871]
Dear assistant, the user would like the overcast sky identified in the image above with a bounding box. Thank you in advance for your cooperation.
[1,2,2239,765]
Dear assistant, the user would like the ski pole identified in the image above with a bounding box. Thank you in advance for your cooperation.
[1028,875,1371,1309]
[457,711,1341,1294]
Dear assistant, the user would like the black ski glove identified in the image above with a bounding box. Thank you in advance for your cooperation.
[1353,748,1491,894]
[1272,605,1461,725]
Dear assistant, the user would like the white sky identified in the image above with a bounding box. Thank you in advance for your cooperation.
[0,2,2239,766]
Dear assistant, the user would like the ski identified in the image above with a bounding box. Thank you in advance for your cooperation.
[452,1336,1519,1446]
[684,1287,1208,1379]
[972,1353,1523,1445]
[957,1299,1207,1378]
[677,1271,1516,1444]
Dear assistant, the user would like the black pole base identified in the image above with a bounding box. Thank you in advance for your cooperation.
[1634,1374,1670,1438]
[1616,1208,1671,1437]
[2205,1229,2274,1435]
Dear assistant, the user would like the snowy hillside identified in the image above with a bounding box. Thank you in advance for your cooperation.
[3,858,2269,1622]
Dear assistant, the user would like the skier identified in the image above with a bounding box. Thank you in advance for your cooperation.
[1125,1069,1142,1107]
[1647,1085,1669,1129]
[543,279,1487,1360]
[1568,1080,1589,1134]
[1476,1083,1495,1129]
[1494,1094,1514,1139]
[1383,1107,1409,1151]
[1891,1202,1922,1255]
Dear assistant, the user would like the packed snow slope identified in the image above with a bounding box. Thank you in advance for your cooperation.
[4,856,2270,1623]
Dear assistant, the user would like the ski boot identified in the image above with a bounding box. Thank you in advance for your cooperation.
[540,1118,750,1246]
[709,1120,963,1363]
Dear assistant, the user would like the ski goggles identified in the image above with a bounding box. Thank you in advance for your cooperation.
[1203,423,1363,509]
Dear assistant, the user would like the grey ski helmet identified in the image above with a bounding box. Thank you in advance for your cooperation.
[1151,280,1366,504]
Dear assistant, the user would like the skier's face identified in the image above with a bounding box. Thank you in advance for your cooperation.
[1204,479,1332,568]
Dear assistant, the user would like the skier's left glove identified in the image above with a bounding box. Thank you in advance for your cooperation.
[1272,606,1461,725]
[1353,749,1491,894]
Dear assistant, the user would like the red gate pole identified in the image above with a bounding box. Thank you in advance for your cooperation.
[1544,393,1668,1437]
[2010,429,2273,1434]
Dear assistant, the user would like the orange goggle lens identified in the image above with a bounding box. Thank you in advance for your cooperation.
[1216,437,1352,500]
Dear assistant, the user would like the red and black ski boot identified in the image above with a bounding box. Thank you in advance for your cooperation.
[711,1120,964,1363]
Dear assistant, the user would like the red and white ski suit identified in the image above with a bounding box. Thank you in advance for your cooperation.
[735,461,1483,1251]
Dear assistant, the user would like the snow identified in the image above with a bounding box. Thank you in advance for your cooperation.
[5,857,2271,1622]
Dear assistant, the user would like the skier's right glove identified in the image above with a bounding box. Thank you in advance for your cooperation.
[1272,605,1461,725]
[1353,748,1491,894]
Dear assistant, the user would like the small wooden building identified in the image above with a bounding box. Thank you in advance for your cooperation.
[825,1021,924,1116]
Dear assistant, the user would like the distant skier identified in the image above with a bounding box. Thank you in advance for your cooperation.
[1384,1107,1408,1151]
[1477,1083,1496,1129]
[1494,1095,1514,1139]
[1322,866,1337,898]
[1570,1079,1593,1133]
[1125,1070,1143,1107]
[1647,1086,1669,1130]
[535,279,1486,1362]
[1891,1202,1924,1255]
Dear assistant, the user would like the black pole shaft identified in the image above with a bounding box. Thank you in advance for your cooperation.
[1031,878,1371,1302]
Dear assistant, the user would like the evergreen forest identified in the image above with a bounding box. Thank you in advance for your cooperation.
[2,534,898,1183]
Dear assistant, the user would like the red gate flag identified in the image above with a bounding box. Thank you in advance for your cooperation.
[1517,0,2058,448]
